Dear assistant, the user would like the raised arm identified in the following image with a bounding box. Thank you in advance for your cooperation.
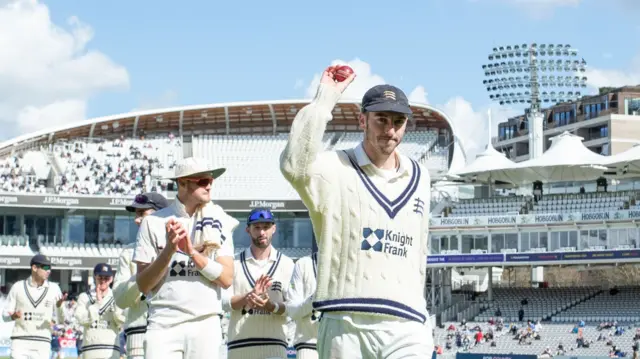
[279,68,355,208]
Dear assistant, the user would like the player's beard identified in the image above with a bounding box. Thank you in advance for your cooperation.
[251,235,271,249]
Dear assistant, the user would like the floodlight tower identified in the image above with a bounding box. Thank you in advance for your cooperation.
[482,43,588,159]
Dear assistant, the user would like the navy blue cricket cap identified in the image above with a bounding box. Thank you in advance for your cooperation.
[125,192,169,212]
[361,84,412,115]
[247,208,275,225]
[93,263,114,277]
[30,254,51,267]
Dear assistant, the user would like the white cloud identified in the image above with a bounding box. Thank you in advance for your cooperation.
[586,55,640,88]
[303,58,517,166]
[408,86,428,104]
[17,100,86,134]
[0,0,129,138]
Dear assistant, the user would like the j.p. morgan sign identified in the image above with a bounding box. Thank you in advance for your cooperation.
[0,193,308,212]
[0,255,120,270]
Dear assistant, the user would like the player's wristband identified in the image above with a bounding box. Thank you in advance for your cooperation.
[200,260,223,281]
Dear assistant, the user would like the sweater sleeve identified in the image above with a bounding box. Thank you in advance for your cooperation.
[74,292,99,326]
[279,83,342,212]
[113,248,141,309]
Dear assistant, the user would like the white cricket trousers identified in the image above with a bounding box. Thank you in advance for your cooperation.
[10,339,50,359]
[125,331,145,359]
[317,316,434,359]
[145,314,222,359]
[296,348,319,359]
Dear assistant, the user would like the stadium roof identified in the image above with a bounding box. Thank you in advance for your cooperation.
[449,144,525,184]
[0,98,463,162]
[509,131,608,183]
[450,131,615,184]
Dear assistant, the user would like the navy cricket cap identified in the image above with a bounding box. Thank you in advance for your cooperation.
[247,208,275,225]
[361,84,412,115]
[93,263,114,277]
[30,254,51,267]
[125,192,169,212]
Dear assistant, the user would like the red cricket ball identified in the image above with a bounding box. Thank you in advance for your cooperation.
[334,65,354,82]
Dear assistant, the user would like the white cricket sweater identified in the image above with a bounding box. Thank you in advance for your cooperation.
[226,247,295,352]
[74,289,125,359]
[289,254,319,351]
[133,199,238,329]
[2,278,64,345]
[280,83,431,324]
[112,244,148,339]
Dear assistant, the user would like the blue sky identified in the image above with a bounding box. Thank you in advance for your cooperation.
[1,0,640,157]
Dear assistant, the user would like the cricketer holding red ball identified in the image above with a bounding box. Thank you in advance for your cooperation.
[280,66,434,358]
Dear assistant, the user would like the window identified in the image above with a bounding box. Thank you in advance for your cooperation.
[625,98,640,115]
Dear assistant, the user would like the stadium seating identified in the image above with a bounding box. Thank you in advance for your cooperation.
[553,287,640,323]
[191,133,334,199]
[38,241,124,259]
[52,134,182,196]
[0,235,32,256]
[473,287,600,323]
[0,130,446,198]
[435,322,637,357]
[450,196,530,217]
[532,191,635,213]
[434,285,640,357]
[0,151,50,193]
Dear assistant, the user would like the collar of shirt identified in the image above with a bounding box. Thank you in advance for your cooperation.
[27,277,48,289]
[244,246,279,262]
[353,142,410,180]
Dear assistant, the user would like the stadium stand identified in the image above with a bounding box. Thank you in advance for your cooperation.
[473,287,600,323]
[553,286,640,323]
[0,129,446,198]
[0,235,32,256]
[435,320,637,357]
[444,190,639,218]
[52,134,183,196]
[531,191,634,213]
[450,195,530,216]
[0,151,50,193]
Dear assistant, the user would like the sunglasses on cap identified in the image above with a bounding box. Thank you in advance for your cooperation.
[247,209,274,224]
[182,177,214,187]
[134,194,159,209]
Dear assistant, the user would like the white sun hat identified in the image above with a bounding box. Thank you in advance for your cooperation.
[165,157,226,180]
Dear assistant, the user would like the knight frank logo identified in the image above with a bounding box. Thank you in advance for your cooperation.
[413,198,425,216]
[361,228,384,252]
[361,227,414,258]
[169,259,198,277]
[169,260,186,277]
